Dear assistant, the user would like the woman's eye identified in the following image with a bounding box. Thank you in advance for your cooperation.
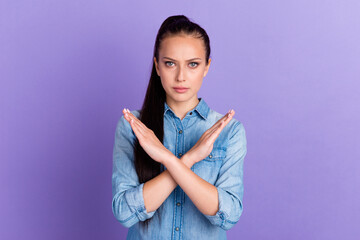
[164,61,198,68]
[189,62,199,68]
[165,61,174,67]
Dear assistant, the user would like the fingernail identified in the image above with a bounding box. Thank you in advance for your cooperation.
[126,108,130,113]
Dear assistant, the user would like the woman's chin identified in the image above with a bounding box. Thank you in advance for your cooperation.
[167,94,198,105]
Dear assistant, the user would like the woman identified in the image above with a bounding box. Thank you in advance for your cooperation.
[112,15,247,239]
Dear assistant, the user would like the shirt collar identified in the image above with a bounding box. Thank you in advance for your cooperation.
[164,97,210,120]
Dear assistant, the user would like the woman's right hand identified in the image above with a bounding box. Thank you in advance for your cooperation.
[184,109,235,166]
[122,108,174,165]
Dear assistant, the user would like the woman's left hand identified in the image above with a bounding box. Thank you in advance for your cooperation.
[122,108,172,164]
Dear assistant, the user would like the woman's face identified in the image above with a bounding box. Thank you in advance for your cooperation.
[154,34,211,105]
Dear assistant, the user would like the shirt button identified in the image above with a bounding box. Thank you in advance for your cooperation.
[176,202,181,206]
[179,130,183,134]
[190,112,193,115]
[178,153,182,157]
[209,154,212,158]
[175,227,179,231]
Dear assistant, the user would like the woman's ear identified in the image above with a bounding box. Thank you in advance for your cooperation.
[154,57,160,76]
[203,58,211,77]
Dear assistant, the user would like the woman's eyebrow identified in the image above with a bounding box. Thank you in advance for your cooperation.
[162,57,202,61]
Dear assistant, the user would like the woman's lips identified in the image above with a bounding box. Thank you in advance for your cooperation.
[173,87,188,93]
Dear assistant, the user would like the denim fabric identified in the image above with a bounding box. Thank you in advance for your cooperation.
[112,98,247,240]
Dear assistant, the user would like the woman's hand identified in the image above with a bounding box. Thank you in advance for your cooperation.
[184,109,235,166]
[122,108,172,164]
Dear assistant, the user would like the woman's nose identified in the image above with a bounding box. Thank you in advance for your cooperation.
[176,65,185,82]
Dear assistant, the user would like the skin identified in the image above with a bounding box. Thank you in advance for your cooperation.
[122,34,235,216]
[154,34,211,120]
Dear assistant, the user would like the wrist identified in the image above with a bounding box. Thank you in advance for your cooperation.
[181,153,194,168]
[160,150,176,166]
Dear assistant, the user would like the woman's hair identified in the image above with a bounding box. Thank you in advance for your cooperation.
[133,14,211,229]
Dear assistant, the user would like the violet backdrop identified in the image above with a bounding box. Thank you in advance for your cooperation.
[1,0,359,239]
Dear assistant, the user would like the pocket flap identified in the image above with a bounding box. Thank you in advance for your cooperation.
[204,148,226,161]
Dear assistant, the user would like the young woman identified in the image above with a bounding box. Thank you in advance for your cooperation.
[112,15,247,239]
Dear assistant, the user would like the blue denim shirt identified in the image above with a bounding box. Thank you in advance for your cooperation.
[112,98,247,240]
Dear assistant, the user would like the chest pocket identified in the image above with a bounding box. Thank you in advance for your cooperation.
[192,148,226,185]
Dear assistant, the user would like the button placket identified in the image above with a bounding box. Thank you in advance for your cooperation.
[173,119,184,240]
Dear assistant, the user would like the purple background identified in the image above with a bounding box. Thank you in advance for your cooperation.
[1,1,359,239]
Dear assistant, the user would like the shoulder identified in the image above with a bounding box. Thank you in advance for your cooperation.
[115,109,141,136]
[207,108,245,138]
[207,109,247,161]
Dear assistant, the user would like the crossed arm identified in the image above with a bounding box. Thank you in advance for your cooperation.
[122,108,235,216]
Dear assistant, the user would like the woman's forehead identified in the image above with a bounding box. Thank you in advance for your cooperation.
[159,35,205,59]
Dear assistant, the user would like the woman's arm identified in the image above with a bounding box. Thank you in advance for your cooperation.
[142,155,194,212]
[201,122,247,230]
[158,121,247,229]
[123,108,235,216]
[162,153,220,216]
[119,109,196,213]
[112,116,157,228]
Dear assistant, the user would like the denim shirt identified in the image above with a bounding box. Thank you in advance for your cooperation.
[112,98,247,240]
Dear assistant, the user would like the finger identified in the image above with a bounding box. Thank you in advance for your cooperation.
[214,110,235,134]
[122,109,144,135]
[208,110,234,136]
[208,112,229,131]
[208,119,228,143]
[207,110,234,133]
[207,119,225,140]
[128,116,145,139]
[217,111,234,132]
[122,108,147,133]
[123,108,139,123]
[130,116,144,134]
[122,109,158,144]
[123,108,148,131]
[123,109,131,122]
[206,112,234,144]
[122,108,132,122]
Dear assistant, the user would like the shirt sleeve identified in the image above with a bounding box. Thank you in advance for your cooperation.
[203,121,247,230]
[112,115,156,228]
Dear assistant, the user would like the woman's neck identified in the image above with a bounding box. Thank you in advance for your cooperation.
[166,96,200,120]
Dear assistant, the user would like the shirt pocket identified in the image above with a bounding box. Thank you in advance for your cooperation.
[192,148,226,185]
